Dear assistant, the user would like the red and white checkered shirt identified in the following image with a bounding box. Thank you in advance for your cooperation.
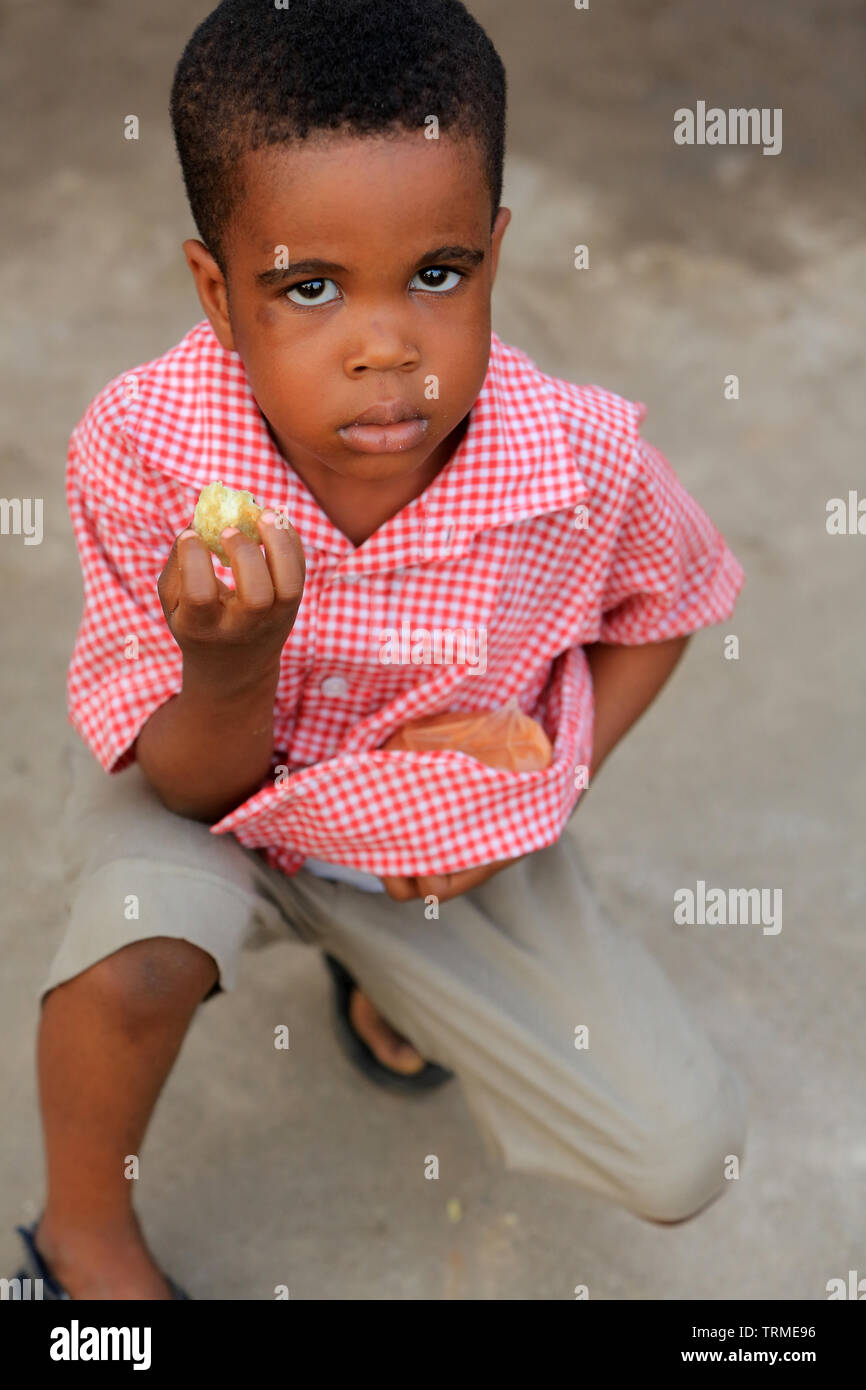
[66,320,744,879]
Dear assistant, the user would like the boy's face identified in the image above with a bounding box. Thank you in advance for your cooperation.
[184,129,510,495]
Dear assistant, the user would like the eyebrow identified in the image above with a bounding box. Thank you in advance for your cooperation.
[254,244,486,287]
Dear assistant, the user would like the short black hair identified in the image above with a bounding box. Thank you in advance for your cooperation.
[169,0,507,279]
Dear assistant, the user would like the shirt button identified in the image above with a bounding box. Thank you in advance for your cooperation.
[340,572,362,583]
[320,676,349,697]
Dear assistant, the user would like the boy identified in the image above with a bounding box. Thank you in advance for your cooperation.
[14,0,747,1300]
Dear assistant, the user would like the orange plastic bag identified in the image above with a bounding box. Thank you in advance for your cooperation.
[381,696,553,772]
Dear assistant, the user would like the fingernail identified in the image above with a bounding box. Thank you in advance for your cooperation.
[180,529,197,540]
[260,509,277,524]
[221,526,240,540]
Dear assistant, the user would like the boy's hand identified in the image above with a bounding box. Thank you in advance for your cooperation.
[382,854,523,902]
[157,511,306,690]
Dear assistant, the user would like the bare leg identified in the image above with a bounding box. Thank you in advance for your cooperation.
[33,936,217,1300]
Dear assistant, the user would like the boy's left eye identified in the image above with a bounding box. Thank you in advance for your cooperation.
[410,266,464,292]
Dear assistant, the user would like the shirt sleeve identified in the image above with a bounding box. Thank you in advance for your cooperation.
[65,387,186,772]
[598,432,745,644]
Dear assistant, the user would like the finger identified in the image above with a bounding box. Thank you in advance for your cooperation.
[257,510,305,606]
[176,530,223,629]
[421,862,502,901]
[414,873,454,900]
[221,527,274,611]
[157,531,186,616]
[381,875,419,901]
[455,868,491,897]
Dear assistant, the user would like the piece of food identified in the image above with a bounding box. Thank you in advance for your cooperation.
[382,705,553,771]
[192,480,264,565]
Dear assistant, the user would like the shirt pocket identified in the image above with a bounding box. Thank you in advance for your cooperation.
[209,714,582,880]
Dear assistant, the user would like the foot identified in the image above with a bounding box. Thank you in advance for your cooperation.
[32,1217,175,1300]
[348,987,427,1075]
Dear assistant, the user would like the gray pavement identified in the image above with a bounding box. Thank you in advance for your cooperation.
[1,0,863,1298]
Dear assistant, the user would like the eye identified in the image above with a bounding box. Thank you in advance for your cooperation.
[284,278,340,306]
[411,266,465,292]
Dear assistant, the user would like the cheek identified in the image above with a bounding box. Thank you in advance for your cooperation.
[459,334,491,397]
[228,300,271,369]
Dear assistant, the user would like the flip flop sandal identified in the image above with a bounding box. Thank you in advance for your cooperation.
[323,953,455,1094]
[11,1221,191,1300]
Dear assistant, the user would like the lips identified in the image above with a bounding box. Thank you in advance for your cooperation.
[344,400,422,428]
[338,415,430,454]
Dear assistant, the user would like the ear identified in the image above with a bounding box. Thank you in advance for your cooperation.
[488,206,512,286]
[182,240,236,352]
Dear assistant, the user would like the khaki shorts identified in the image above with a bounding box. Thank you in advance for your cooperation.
[44,730,748,1223]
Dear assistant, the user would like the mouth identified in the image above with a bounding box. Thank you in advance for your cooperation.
[344,400,423,428]
[338,401,429,454]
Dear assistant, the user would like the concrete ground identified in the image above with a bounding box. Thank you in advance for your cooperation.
[1,0,863,1299]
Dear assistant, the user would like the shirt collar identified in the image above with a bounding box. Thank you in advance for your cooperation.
[124,320,587,564]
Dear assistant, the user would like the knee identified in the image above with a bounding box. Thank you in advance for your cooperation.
[65,936,218,1022]
[625,1070,748,1225]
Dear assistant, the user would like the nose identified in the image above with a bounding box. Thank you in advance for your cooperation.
[344,317,420,375]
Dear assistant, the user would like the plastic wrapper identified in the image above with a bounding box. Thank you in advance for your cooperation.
[381,696,553,771]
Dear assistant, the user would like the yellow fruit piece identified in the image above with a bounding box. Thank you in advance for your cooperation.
[192,481,263,565]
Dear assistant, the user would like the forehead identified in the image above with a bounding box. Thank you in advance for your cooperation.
[229,129,489,263]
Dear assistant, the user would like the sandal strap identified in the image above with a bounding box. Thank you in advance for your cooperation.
[13,1223,71,1299]
[13,1221,190,1300]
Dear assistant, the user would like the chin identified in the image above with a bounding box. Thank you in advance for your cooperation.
[343,453,431,478]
